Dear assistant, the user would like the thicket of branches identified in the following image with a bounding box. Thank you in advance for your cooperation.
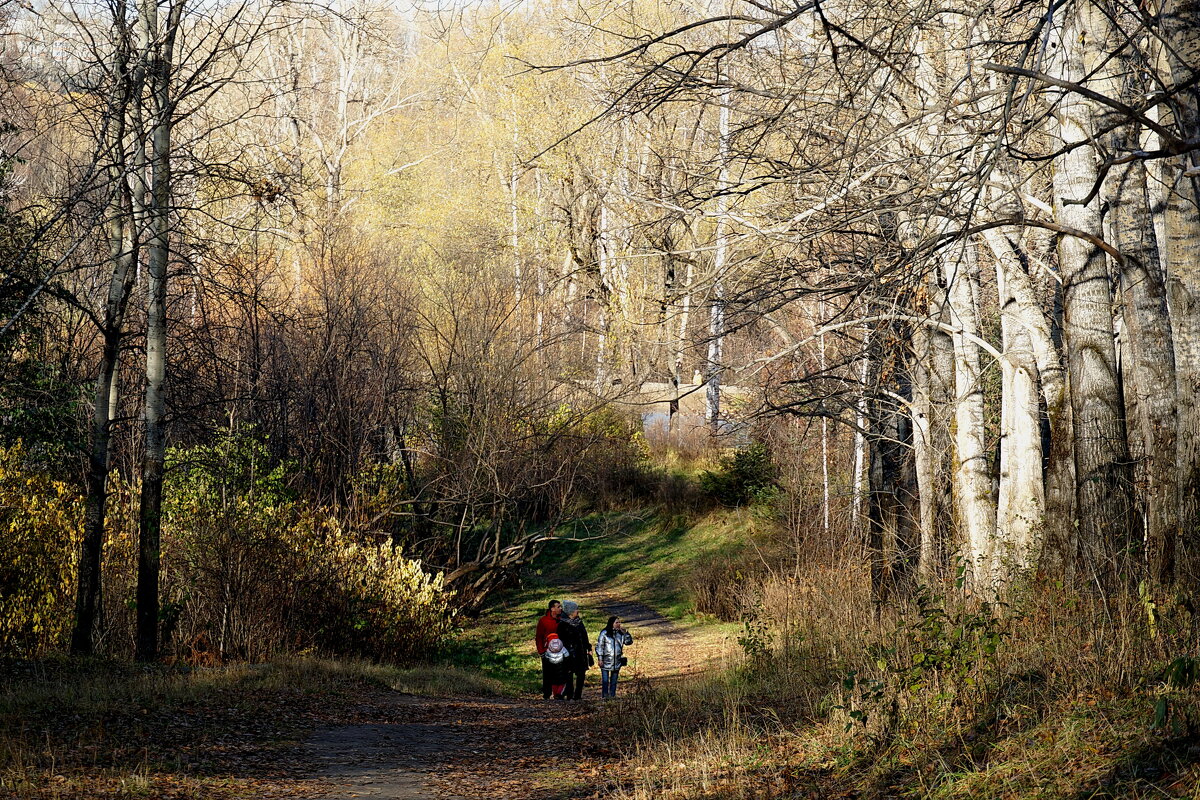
[534,0,1200,606]
[2,0,1199,661]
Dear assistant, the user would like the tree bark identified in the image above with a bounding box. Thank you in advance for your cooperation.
[136,0,181,662]
[1156,0,1200,580]
[991,237,1045,577]
[1105,142,1179,587]
[72,14,138,655]
[943,242,996,590]
[73,195,136,655]
[1050,7,1135,588]
[911,278,954,585]
[705,85,730,430]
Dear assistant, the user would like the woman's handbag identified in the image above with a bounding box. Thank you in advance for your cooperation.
[588,653,595,667]
[618,656,628,667]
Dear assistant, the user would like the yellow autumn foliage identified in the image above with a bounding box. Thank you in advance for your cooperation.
[0,443,82,656]
[302,518,453,663]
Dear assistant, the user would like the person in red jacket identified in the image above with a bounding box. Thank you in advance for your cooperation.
[536,599,562,699]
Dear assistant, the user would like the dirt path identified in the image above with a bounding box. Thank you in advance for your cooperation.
[567,587,714,686]
[300,596,720,800]
[304,694,601,800]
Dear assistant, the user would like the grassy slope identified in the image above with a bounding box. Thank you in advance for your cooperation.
[437,494,1200,800]
[445,507,763,695]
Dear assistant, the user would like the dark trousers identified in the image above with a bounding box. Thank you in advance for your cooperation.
[542,660,556,699]
[565,666,587,700]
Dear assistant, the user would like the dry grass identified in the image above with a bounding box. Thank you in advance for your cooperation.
[0,657,506,799]
[604,569,1200,800]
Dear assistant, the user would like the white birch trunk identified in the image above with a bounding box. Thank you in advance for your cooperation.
[1156,0,1200,572]
[705,83,730,429]
[943,241,996,590]
[1051,5,1135,585]
[989,236,1045,577]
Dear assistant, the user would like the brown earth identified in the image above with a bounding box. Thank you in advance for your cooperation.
[300,595,723,800]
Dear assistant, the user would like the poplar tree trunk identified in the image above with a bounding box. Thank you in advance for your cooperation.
[852,334,869,532]
[705,87,730,430]
[992,243,1044,576]
[73,16,137,655]
[136,0,180,662]
[1157,0,1200,578]
[943,243,996,590]
[1105,149,1179,587]
[1051,7,1135,587]
[73,194,136,655]
[911,279,954,585]
[984,222,1076,579]
[866,322,918,603]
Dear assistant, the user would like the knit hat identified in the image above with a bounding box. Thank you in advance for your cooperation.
[562,600,578,615]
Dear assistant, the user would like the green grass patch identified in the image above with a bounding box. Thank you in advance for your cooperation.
[441,506,762,694]
[442,590,549,696]
[536,509,773,621]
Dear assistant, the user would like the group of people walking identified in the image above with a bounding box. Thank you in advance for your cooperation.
[535,599,634,700]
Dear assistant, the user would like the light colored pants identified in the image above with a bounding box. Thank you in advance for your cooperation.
[601,667,621,698]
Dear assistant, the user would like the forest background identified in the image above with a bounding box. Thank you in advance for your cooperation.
[2,0,1200,796]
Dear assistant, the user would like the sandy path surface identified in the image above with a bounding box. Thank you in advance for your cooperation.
[566,587,715,686]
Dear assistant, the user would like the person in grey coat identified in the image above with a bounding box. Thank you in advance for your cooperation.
[595,615,634,699]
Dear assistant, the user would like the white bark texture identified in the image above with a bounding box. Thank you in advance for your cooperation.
[942,242,997,589]
[1157,0,1200,578]
[1050,6,1135,585]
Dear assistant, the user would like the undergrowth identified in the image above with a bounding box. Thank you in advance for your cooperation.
[606,570,1200,800]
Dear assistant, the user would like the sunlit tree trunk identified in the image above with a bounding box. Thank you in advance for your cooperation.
[1157,0,1200,577]
[705,83,730,429]
[991,237,1044,577]
[817,301,830,538]
[595,196,613,390]
[1104,133,1179,587]
[1050,7,1135,587]
[671,230,696,440]
[911,279,954,585]
[852,332,870,532]
[983,215,1076,578]
[943,241,996,589]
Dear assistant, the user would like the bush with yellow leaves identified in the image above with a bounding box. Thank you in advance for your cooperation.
[0,443,82,656]
[304,520,453,663]
[101,430,457,664]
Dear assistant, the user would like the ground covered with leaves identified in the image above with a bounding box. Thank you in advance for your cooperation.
[0,657,526,799]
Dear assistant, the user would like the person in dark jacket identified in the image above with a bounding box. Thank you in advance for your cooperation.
[542,633,569,699]
[556,600,592,700]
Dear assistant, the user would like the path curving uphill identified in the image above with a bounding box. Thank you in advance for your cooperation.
[566,586,718,687]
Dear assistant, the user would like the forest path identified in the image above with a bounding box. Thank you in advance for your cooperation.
[300,592,719,800]
[563,584,716,687]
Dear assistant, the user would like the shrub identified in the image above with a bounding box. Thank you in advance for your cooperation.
[102,430,455,664]
[0,443,82,656]
[307,523,453,662]
[698,442,777,507]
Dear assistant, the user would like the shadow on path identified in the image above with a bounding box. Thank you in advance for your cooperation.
[304,692,604,799]
[301,591,723,799]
